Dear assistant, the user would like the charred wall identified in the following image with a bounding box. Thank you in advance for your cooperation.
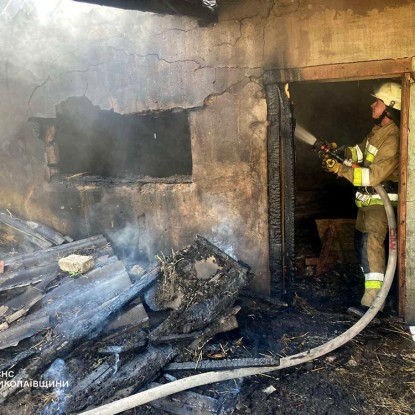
[0,2,270,291]
[13,81,270,292]
[1,0,415,300]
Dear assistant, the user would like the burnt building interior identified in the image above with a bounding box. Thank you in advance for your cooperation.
[0,1,414,414]
[292,79,393,251]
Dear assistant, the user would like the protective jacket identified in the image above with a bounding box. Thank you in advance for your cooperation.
[337,122,400,206]
[337,121,399,307]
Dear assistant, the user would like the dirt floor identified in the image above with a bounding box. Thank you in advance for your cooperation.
[128,261,415,415]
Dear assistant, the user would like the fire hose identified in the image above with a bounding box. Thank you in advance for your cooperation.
[79,183,397,415]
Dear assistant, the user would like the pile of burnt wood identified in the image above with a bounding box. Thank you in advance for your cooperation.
[0,212,278,414]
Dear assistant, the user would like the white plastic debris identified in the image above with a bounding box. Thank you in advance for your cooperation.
[203,0,217,11]
[262,385,277,395]
[410,326,415,342]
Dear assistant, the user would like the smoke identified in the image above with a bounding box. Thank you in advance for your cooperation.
[106,221,153,268]
[41,358,71,415]
[294,124,318,146]
[0,0,149,127]
[211,206,241,260]
[212,220,238,260]
[0,0,96,148]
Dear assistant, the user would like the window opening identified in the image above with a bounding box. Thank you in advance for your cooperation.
[32,96,193,183]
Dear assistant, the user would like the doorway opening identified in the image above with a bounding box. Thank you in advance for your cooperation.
[290,78,401,312]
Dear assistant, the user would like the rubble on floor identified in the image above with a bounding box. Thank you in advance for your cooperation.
[0,213,255,414]
[0,212,414,415]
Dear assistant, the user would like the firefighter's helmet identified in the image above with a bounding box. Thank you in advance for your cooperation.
[372,82,402,111]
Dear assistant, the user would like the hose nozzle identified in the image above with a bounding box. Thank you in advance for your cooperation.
[313,139,345,163]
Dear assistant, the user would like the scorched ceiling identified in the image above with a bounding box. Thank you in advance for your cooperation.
[73,0,219,21]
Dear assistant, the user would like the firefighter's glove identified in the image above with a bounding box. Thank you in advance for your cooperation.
[322,158,340,174]
[342,158,354,167]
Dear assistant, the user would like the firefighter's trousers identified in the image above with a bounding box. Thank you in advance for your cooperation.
[354,205,388,307]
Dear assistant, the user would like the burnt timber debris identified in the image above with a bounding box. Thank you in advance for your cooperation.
[0,212,266,414]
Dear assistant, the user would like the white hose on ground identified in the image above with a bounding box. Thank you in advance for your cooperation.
[78,185,397,415]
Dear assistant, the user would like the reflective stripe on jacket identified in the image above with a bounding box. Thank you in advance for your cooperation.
[355,189,398,208]
[337,122,399,206]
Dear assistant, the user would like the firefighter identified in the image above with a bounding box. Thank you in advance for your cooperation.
[322,81,401,318]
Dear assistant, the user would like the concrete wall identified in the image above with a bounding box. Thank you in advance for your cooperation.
[1,0,415,298]
[0,1,270,290]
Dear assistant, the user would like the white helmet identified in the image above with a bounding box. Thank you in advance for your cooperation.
[372,82,402,111]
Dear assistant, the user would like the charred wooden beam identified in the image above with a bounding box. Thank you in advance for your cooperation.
[0,262,61,292]
[265,84,295,298]
[97,343,143,355]
[152,332,203,345]
[50,174,193,187]
[186,307,240,353]
[69,361,114,399]
[0,212,54,249]
[103,303,149,334]
[164,357,281,372]
[0,212,68,245]
[264,58,412,84]
[100,320,148,345]
[0,349,36,373]
[0,286,43,324]
[3,234,110,271]
[67,344,178,413]
[149,237,249,342]
[97,330,148,355]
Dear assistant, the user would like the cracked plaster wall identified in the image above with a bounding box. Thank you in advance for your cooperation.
[221,0,415,68]
[1,0,415,293]
[0,0,270,291]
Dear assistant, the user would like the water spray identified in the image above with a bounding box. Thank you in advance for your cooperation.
[294,124,358,168]
[294,124,319,146]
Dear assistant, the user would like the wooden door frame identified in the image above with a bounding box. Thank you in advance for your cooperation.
[265,58,411,316]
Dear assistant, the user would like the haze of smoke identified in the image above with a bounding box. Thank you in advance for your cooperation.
[41,358,71,415]
[212,212,239,260]
[106,222,153,268]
